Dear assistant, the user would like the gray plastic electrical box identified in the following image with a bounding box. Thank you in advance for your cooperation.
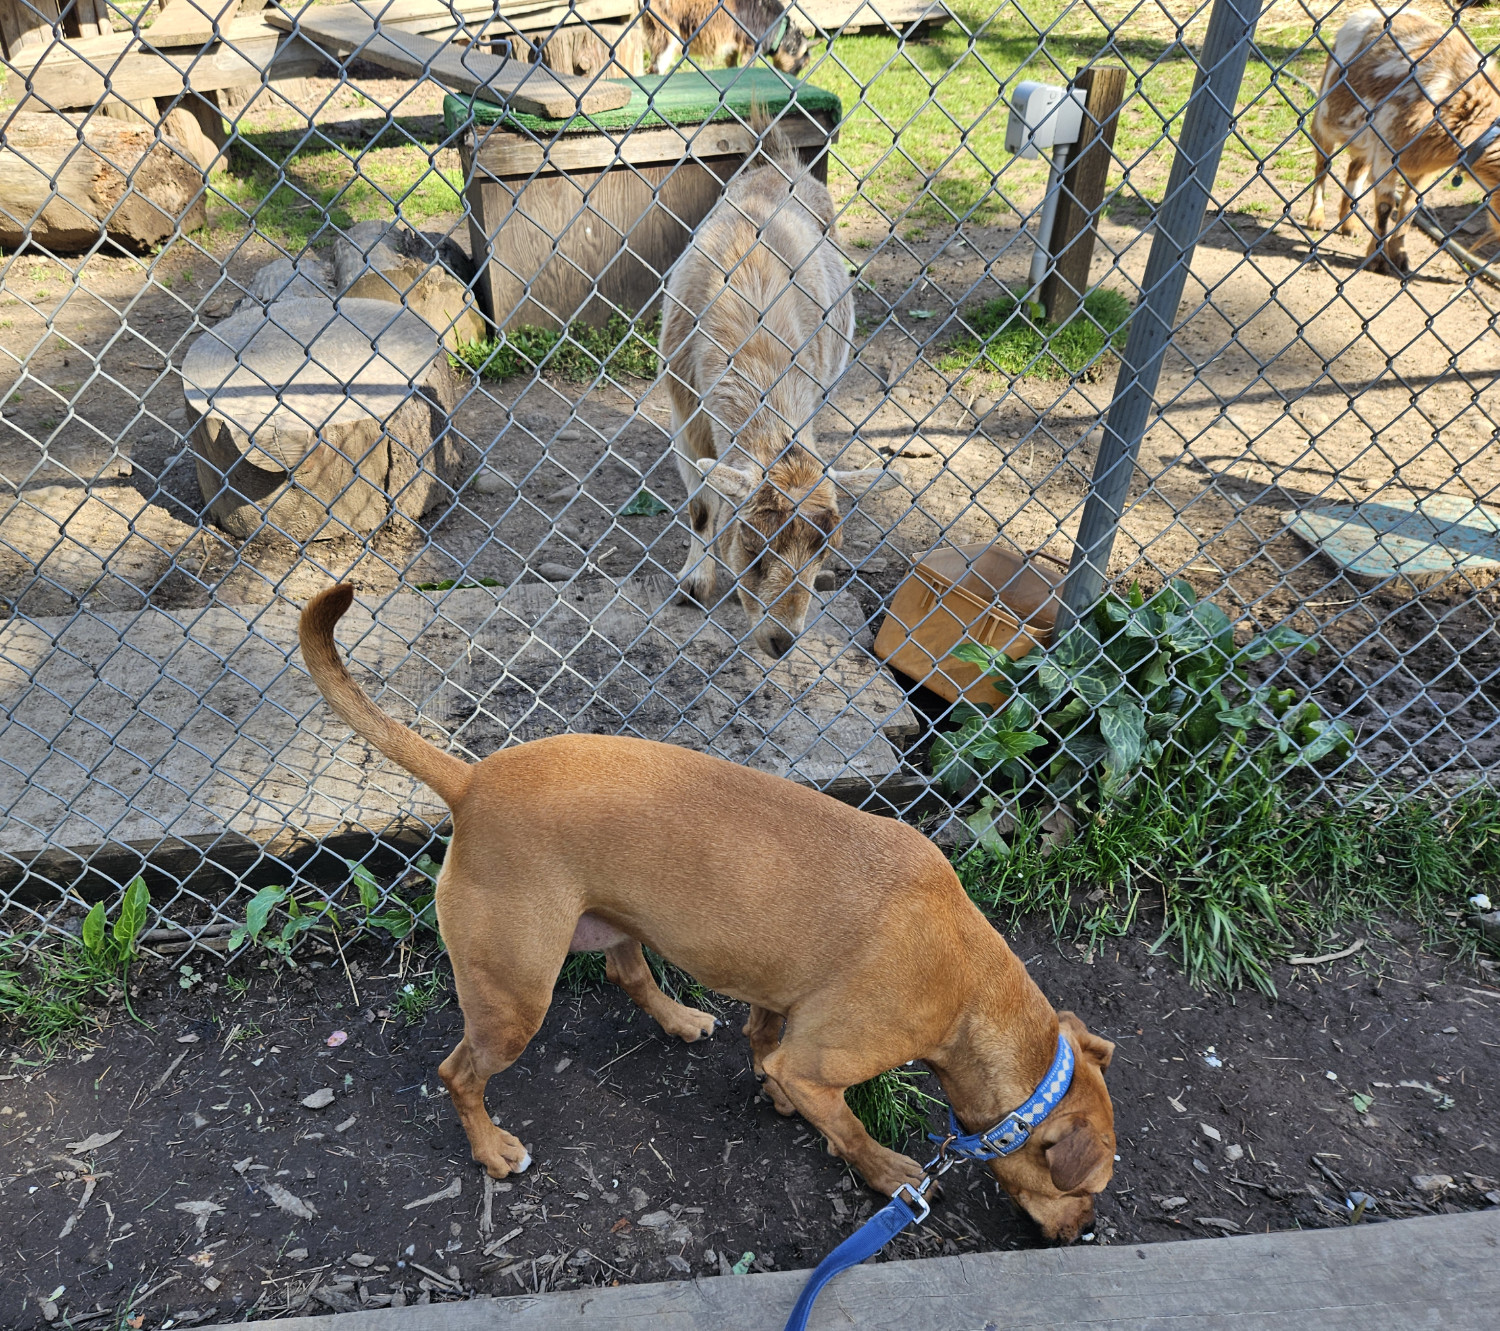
[1004,82,1087,159]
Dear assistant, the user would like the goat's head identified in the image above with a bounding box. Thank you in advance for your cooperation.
[695,451,882,659]
[767,13,809,74]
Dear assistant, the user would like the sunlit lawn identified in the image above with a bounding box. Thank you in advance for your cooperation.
[197,3,1500,250]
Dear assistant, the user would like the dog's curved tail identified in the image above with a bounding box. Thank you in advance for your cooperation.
[299,583,472,809]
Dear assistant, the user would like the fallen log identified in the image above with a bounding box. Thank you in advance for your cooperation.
[0,112,206,251]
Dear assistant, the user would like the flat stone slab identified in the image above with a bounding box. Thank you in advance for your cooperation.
[0,580,915,885]
[199,1210,1500,1330]
[1284,490,1500,585]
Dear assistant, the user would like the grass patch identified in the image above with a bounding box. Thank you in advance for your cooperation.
[393,972,450,1023]
[0,936,123,1052]
[958,779,1500,994]
[207,137,463,248]
[937,286,1131,380]
[845,1066,944,1148]
[455,313,660,384]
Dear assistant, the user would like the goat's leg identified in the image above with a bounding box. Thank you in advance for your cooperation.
[670,403,721,605]
[1308,146,1331,230]
[1339,160,1369,238]
[1369,176,1413,277]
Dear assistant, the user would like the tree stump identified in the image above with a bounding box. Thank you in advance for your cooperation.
[183,297,470,541]
[0,112,206,251]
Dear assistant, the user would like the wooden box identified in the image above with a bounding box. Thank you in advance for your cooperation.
[452,69,841,331]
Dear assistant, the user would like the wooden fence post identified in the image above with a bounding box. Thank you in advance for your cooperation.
[1039,64,1127,325]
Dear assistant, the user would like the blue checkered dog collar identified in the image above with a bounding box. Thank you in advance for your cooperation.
[932,1032,1076,1160]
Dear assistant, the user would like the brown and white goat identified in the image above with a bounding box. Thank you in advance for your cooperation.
[641,0,809,76]
[1308,7,1500,275]
[661,149,878,659]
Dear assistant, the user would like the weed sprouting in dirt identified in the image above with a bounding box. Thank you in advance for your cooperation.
[455,313,660,384]
[932,578,1352,829]
[0,878,150,1050]
[393,972,450,1023]
[936,287,1132,381]
[845,1066,943,1149]
[228,884,335,960]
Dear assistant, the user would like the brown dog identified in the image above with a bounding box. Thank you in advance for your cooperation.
[299,584,1116,1241]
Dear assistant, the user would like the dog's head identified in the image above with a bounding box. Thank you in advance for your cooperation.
[770,19,810,74]
[696,451,884,659]
[985,1011,1116,1243]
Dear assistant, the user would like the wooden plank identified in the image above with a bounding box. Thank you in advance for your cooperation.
[263,4,630,118]
[0,581,912,875]
[470,113,831,177]
[181,1211,1500,1330]
[1039,64,1127,326]
[66,0,113,39]
[273,0,636,39]
[3,14,324,106]
[141,0,242,50]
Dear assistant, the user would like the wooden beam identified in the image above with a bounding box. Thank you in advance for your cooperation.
[140,0,243,51]
[1039,64,1127,326]
[2,13,323,106]
[469,111,834,176]
[264,4,630,118]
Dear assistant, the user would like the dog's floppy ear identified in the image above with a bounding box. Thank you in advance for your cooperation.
[1045,1121,1112,1193]
[1059,1010,1114,1070]
[696,457,755,504]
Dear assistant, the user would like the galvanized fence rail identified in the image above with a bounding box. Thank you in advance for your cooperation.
[1,0,1497,955]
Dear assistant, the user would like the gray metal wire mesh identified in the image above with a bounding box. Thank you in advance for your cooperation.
[1,0,1497,956]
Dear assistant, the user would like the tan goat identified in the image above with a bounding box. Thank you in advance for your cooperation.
[1308,7,1500,275]
[661,148,880,659]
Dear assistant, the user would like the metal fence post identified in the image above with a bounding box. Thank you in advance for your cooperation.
[1056,0,1263,632]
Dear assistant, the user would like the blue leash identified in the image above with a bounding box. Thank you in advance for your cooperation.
[781,1033,1075,1331]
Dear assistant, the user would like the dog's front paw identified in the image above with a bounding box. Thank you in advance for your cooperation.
[474,1126,532,1178]
[862,1149,928,1200]
[663,1004,718,1043]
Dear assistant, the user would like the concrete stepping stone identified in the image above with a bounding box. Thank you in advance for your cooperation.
[183,296,469,540]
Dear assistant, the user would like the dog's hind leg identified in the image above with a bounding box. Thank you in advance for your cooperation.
[744,1005,795,1115]
[605,940,717,1043]
[438,991,547,1179]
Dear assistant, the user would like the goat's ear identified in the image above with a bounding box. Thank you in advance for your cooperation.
[830,467,895,498]
[696,457,755,504]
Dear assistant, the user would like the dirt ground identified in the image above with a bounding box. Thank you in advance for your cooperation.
[2,919,1497,1329]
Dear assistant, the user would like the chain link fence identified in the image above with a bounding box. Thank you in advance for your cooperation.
[2,0,1497,957]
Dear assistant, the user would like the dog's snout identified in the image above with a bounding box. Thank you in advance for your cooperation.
[765,628,793,659]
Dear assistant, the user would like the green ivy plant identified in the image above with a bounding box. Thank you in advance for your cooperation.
[349,857,439,941]
[931,579,1354,844]
[228,885,335,962]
